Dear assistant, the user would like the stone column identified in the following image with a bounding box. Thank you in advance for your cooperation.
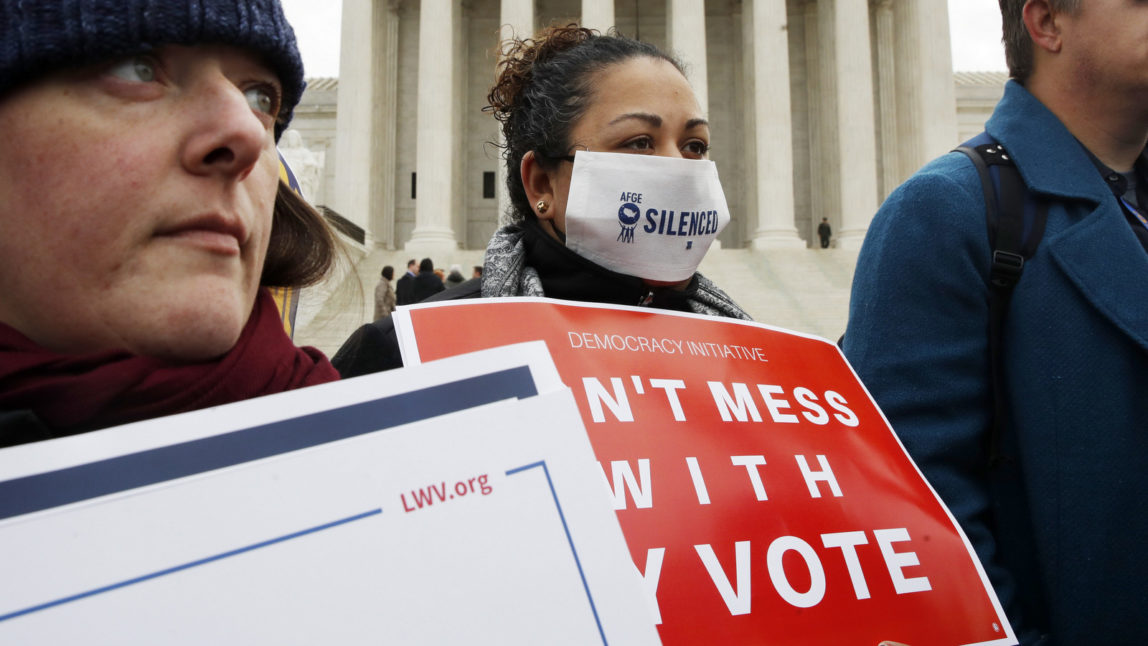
[332,0,378,244]
[749,0,803,250]
[373,0,401,248]
[740,0,757,243]
[914,0,958,160]
[667,0,708,113]
[581,0,615,33]
[874,0,898,200]
[832,0,879,250]
[408,0,459,253]
[496,0,534,225]
[450,1,466,245]
[806,0,830,246]
[499,0,534,51]
[894,0,957,179]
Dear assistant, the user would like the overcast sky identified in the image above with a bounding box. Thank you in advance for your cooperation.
[280,0,1008,79]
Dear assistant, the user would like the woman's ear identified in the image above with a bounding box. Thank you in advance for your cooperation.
[520,151,558,221]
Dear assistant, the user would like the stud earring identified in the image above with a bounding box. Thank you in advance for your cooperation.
[537,200,549,214]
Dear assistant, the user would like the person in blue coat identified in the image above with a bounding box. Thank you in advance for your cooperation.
[843,1,1148,644]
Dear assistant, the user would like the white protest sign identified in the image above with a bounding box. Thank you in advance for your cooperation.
[0,343,660,645]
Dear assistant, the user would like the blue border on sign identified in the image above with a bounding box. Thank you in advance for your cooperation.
[0,509,382,623]
[506,461,608,646]
[0,366,537,521]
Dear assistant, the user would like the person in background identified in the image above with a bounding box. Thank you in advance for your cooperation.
[374,265,396,320]
[817,217,831,249]
[408,258,445,304]
[333,25,748,376]
[445,264,466,288]
[842,0,1148,642]
[0,0,340,445]
[395,258,418,306]
[472,265,484,280]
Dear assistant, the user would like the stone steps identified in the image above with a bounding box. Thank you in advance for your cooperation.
[698,248,858,341]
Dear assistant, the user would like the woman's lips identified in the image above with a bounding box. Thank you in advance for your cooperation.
[166,228,241,254]
[157,214,247,255]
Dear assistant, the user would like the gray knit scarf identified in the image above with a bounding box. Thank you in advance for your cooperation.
[480,223,752,321]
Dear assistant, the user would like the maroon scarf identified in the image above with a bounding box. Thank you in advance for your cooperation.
[0,289,340,435]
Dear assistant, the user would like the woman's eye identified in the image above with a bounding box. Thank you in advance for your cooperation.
[683,140,710,158]
[622,136,655,152]
[244,85,280,117]
[107,56,157,83]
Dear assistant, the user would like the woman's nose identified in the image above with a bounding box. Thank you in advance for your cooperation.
[180,74,269,181]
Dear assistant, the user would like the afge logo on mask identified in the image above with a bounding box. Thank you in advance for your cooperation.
[565,151,731,282]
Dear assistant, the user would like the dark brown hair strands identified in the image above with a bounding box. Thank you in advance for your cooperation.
[260,181,337,288]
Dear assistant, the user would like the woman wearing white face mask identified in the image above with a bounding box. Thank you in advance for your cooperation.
[483,25,749,315]
[333,25,748,377]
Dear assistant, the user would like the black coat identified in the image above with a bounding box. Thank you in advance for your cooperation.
[333,279,481,377]
[394,272,416,305]
[407,270,445,304]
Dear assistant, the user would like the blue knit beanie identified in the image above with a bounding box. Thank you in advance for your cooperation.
[0,0,305,139]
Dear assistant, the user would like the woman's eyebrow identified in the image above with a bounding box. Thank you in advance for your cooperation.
[608,112,662,127]
[606,113,710,131]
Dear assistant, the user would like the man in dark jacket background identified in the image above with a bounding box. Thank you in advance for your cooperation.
[407,258,445,304]
[395,258,417,306]
[817,218,831,248]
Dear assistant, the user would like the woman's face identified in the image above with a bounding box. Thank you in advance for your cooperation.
[0,45,282,361]
[524,56,709,238]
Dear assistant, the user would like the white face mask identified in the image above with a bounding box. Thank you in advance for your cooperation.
[562,151,730,282]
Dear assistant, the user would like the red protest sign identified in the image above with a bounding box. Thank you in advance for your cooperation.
[394,299,1015,646]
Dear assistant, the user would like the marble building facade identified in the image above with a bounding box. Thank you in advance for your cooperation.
[288,0,995,253]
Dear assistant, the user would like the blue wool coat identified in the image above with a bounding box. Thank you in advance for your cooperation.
[844,81,1148,645]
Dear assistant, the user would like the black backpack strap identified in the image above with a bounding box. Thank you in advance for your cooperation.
[954,136,1048,468]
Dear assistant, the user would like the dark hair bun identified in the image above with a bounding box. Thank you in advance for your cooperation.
[487,24,596,125]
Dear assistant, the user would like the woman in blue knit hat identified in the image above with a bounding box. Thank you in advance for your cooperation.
[0,0,341,444]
